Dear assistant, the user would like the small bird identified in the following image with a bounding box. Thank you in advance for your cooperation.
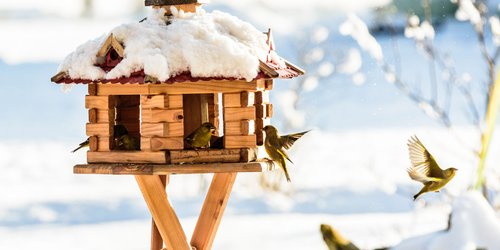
[116,134,139,150]
[263,125,309,182]
[320,224,360,250]
[407,136,458,200]
[185,122,216,149]
[71,138,90,153]
[72,125,131,152]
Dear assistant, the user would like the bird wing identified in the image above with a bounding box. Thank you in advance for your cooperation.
[279,130,310,150]
[407,136,445,180]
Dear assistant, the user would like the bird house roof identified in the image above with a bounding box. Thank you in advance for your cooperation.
[51,8,303,85]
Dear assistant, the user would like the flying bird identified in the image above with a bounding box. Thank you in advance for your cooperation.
[320,224,360,250]
[185,122,216,149]
[263,125,309,182]
[407,136,458,200]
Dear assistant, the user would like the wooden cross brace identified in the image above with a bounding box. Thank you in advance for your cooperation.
[136,173,237,250]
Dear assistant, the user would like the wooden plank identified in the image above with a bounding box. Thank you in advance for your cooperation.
[86,123,113,137]
[88,84,98,95]
[85,95,114,109]
[148,81,259,94]
[223,107,255,122]
[141,95,183,109]
[150,175,168,250]
[254,91,270,104]
[142,137,184,151]
[89,109,114,123]
[96,34,114,57]
[208,94,219,136]
[191,173,237,250]
[222,93,240,108]
[87,151,168,164]
[224,135,257,149]
[241,91,255,107]
[110,35,124,57]
[50,71,67,83]
[264,80,273,90]
[255,104,272,119]
[169,149,241,164]
[258,60,279,78]
[135,175,191,250]
[255,118,270,146]
[73,161,274,175]
[89,136,112,152]
[266,104,273,118]
[141,122,184,137]
[224,120,254,135]
[97,84,149,95]
[142,108,184,123]
[240,148,258,162]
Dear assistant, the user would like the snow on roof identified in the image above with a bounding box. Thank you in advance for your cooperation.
[55,8,299,84]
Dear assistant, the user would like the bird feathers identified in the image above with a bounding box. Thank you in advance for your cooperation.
[407,136,444,183]
[280,130,310,150]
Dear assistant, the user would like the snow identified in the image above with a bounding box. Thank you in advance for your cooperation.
[454,0,482,28]
[58,8,273,82]
[393,191,500,250]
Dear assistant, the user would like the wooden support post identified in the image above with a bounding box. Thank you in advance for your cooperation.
[191,173,237,250]
[135,175,191,250]
[151,175,169,250]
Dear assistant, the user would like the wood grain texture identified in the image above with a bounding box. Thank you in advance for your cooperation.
[89,136,112,152]
[142,108,184,123]
[191,173,237,250]
[149,81,259,94]
[89,109,114,123]
[223,135,257,149]
[142,137,184,151]
[135,175,191,250]
[254,91,270,104]
[169,149,241,164]
[141,122,184,137]
[150,175,168,250]
[97,84,149,95]
[88,84,98,96]
[223,107,256,122]
[224,120,255,135]
[87,151,168,164]
[141,95,183,109]
[85,95,114,109]
[73,161,274,175]
[86,123,113,137]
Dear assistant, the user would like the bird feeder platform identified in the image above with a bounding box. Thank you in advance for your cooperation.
[74,160,274,250]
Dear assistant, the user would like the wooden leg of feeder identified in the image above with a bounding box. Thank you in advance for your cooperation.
[135,175,191,250]
[191,173,237,250]
[151,175,169,250]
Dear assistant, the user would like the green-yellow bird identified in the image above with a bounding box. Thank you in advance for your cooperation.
[320,224,360,250]
[116,134,139,150]
[72,125,131,152]
[263,125,309,182]
[407,136,458,200]
[185,122,216,149]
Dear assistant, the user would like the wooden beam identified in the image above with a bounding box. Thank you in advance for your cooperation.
[141,95,183,109]
[50,71,67,83]
[254,91,270,104]
[191,173,237,250]
[223,107,255,122]
[224,120,255,135]
[258,60,279,78]
[97,84,149,95]
[169,149,241,164]
[150,175,168,250]
[87,151,168,164]
[89,136,112,152]
[224,135,257,149]
[73,161,274,175]
[141,122,184,137]
[135,175,191,250]
[85,95,114,109]
[89,109,114,123]
[149,81,260,94]
[141,137,184,151]
[142,108,184,123]
[86,123,113,137]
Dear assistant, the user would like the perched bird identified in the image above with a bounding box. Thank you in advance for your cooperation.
[262,125,309,182]
[116,134,139,150]
[185,122,216,149]
[71,138,90,153]
[320,224,360,250]
[72,125,132,152]
[407,136,458,200]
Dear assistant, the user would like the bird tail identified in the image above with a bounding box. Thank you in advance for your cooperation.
[71,145,84,153]
[413,190,424,200]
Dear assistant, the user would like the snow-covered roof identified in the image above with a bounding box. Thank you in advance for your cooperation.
[52,8,303,85]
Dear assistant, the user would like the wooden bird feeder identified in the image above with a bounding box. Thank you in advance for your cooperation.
[52,1,304,249]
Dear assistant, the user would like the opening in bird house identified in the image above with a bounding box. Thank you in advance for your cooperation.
[182,93,222,149]
[114,95,141,150]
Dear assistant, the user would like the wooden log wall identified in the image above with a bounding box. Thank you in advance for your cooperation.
[254,80,273,145]
[222,91,257,149]
[141,94,184,151]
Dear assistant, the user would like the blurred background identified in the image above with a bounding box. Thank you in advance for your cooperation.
[2,0,500,249]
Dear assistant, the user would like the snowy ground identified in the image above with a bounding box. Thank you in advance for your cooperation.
[3,1,500,250]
